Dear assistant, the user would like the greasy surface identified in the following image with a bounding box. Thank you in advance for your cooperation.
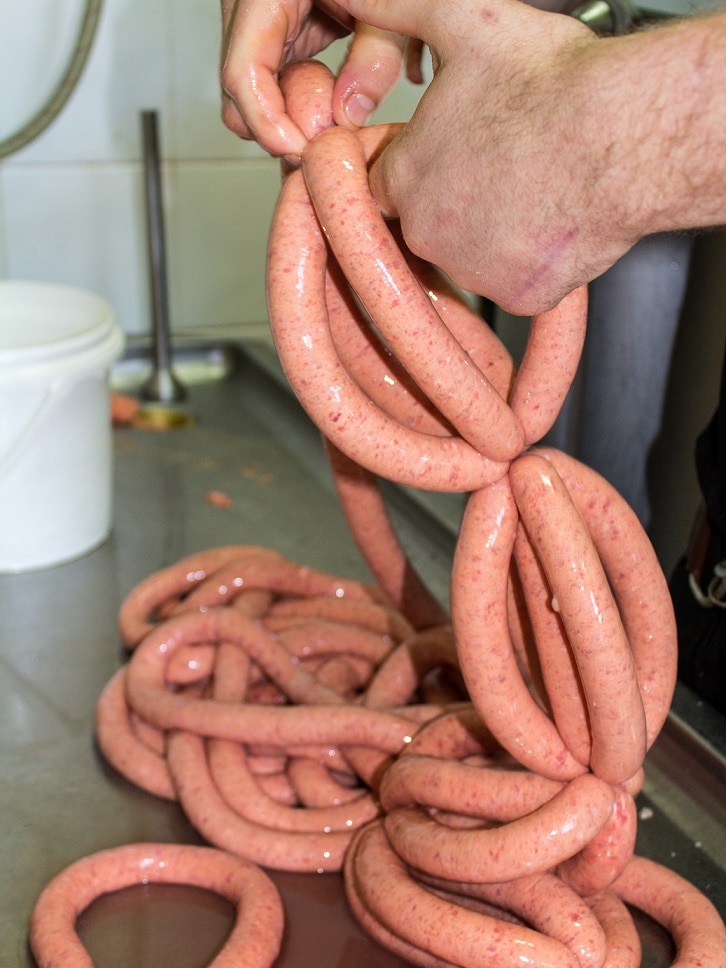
[2,342,724,968]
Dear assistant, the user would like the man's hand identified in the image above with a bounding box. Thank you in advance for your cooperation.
[332,0,726,315]
[219,0,413,158]
[220,0,726,313]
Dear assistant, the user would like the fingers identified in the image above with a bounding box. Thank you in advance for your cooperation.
[220,0,311,156]
[332,24,410,129]
[220,0,356,157]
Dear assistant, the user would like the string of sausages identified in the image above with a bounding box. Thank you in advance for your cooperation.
[28,58,725,968]
[266,59,726,966]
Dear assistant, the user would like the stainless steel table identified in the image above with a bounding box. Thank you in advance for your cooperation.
[3,341,724,967]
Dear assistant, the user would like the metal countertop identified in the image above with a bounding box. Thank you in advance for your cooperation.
[2,341,724,968]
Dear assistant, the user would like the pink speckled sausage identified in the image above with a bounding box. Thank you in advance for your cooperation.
[535,446,677,751]
[94,666,175,800]
[452,475,587,780]
[509,452,647,785]
[325,259,454,437]
[267,134,509,492]
[124,608,419,752]
[278,60,334,142]
[344,833,456,968]
[205,639,379,834]
[302,125,525,464]
[325,438,450,630]
[266,594,414,641]
[363,625,461,709]
[379,753,565,823]
[558,787,638,895]
[398,246,516,402]
[508,285,588,446]
[346,820,583,968]
[612,855,726,966]
[417,870,609,968]
[512,524,591,768]
[287,756,366,808]
[29,842,283,968]
[273,618,394,685]
[585,890,641,968]
[118,545,282,647]
[176,555,383,613]
[383,772,615,883]
[208,734,379,834]
[167,729,353,871]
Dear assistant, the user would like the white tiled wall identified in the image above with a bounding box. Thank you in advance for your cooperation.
[0,0,424,337]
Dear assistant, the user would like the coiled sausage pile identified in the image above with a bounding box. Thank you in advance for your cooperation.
[29,58,725,968]
[32,544,464,966]
[99,544,463,873]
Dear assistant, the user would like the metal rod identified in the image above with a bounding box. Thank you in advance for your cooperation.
[140,109,185,402]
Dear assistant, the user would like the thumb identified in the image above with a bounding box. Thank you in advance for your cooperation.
[333,24,411,129]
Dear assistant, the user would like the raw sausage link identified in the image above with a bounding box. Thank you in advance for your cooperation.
[124,608,420,751]
[347,820,582,968]
[94,666,175,800]
[512,523,591,767]
[363,626,463,709]
[508,285,588,446]
[416,870,609,968]
[167,730,353,872]
[379,753,565,823]
[558,787,638,895]
[325,438,450,629]
[585,890,641,968]
[324,256,454,437]
[382,773,615,883]
[509,452,647,784]
[302,125,526,464]
[612,855,726,966]
[117,545,282,647]
[278,60,335,142]
[534,446,677,750]
[452,475,587,780]
[176,555,383,613]
[29,842,284,968]
[268,159,510,492]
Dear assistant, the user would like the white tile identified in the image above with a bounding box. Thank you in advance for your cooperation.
[165,159,281,330]
[5,0,172,165]
[2,155,283,336]
[0,1,81,145]
[2,163,148,334]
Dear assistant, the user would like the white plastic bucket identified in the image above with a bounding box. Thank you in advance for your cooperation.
[0,281,125,572]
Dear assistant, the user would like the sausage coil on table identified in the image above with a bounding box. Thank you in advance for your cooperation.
[29,843,284,968]
[29,58,725,968]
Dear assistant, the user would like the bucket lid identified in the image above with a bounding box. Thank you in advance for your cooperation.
[0,280,124,379]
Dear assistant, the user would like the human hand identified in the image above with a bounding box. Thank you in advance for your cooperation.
[326,0,622,315]
[219,0,418,158]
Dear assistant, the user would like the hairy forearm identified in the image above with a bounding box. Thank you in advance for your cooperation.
[576,13,726,241]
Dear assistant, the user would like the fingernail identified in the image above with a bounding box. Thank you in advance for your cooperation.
[344,93,376,128]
